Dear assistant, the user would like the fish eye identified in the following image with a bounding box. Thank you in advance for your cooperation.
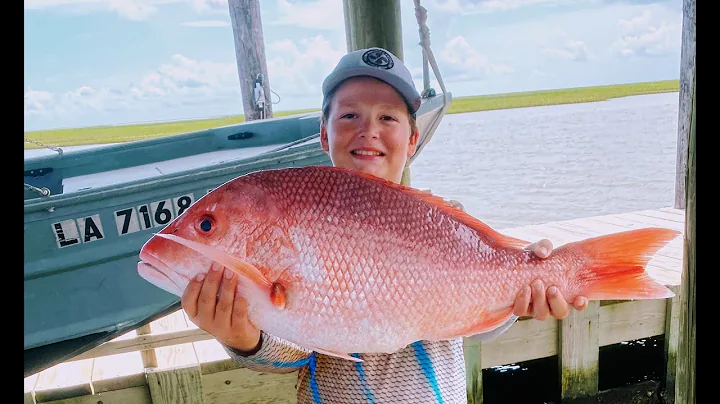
[196,215,215,234]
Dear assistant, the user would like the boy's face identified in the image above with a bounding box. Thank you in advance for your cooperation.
[320,76,419,184]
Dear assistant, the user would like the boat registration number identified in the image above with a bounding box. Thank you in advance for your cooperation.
[50,193,196,249]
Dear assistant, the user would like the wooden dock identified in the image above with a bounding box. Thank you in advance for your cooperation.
[23,206,685,404]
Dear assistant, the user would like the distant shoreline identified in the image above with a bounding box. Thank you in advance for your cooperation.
[24,80,679,149]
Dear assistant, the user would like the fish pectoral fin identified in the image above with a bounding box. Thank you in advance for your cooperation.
[310,347,363,363]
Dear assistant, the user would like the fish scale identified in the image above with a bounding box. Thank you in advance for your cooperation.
[138,165,678,361]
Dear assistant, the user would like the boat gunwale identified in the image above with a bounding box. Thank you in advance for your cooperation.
[23,140,328,213]
[23,110,322,166]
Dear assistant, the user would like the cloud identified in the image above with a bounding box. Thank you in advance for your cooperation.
[189,0,227,12]
[107,0,157,20]
[24,89,55,116]
[24,0,227,19]
[25,54,240,120]
[542,38,593,61]
[181,20,230,27]
[24,35,344,126]
[25,0,106,8]
[440,36,513,81]
[269,0,344,30]
[430,0,579,14]
[25,0,174,19]
[265,35,345,97]
[612,9,681,57]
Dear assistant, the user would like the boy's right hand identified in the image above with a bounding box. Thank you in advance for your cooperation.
[181,262,261,353]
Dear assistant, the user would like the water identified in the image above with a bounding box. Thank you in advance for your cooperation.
[26,93,681,225]
[411,92,680,229]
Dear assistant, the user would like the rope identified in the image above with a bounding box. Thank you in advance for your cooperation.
[24,183,51,197]
[413,0,447,98]
[25,137,63,155]
[268,89,281,105]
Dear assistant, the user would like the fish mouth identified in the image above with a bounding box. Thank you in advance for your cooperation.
[137,251,187,297]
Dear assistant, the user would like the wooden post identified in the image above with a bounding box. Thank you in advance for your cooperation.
[342,0,404,60]
[136,324,158,369]
[464,339,483,404]
[663,285,681,403]
[675,40,696,404]
[342,0,413,185]
[559,302,601,402]
[228,0,273,121]
[674,0,695,209]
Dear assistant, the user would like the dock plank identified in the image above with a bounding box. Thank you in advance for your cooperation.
[194,339,238,375]
[153,310,200,370]
[33,358,95,403]
[25,373,39,404]
[38,386,152,404]
[90,329,146,393]
[631,209,685,223]
[145,307,204,404]
[91,351,146,393]
[599,299,667,346]
[202,369,298,404]
[478,317,557,368]
[617,212,686,231]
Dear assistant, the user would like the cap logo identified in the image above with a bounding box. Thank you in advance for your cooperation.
[362,49,394,70]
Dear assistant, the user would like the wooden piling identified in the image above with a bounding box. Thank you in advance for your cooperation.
[674,22,696,403]
[663,284,681,403]
[228,0,273,121]
[559,302,601,402]
[342,0,404,60]
[674,0,695,209]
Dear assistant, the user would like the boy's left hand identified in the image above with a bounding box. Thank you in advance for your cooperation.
[513,239,589,320]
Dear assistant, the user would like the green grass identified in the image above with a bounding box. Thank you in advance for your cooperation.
[24,80,679,150]
[445,79,679,114]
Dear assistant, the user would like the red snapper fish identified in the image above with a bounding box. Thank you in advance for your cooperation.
[137,166,677,362]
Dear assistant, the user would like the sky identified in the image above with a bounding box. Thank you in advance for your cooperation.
[24,0,684,131]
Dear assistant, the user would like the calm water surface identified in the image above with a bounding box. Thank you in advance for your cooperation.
[410,92,680,229]
[25,92,680,229]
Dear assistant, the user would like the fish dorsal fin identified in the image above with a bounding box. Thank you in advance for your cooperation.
[325,166,531,250]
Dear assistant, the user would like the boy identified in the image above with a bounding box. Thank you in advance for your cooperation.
[182,47,588,403]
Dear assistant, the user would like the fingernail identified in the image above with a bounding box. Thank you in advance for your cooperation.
[196,273,205,281]
[539,247,548,256]
[224,269,233,279]
[211,263,222,272]
[548,286,558,295]
[534,280,543,291]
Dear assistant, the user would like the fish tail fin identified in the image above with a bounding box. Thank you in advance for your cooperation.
[565,227,679,300]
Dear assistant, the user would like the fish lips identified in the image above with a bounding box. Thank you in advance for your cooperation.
[137,251,188,297]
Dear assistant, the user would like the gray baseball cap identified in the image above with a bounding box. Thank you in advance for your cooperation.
[322,47,422,116]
